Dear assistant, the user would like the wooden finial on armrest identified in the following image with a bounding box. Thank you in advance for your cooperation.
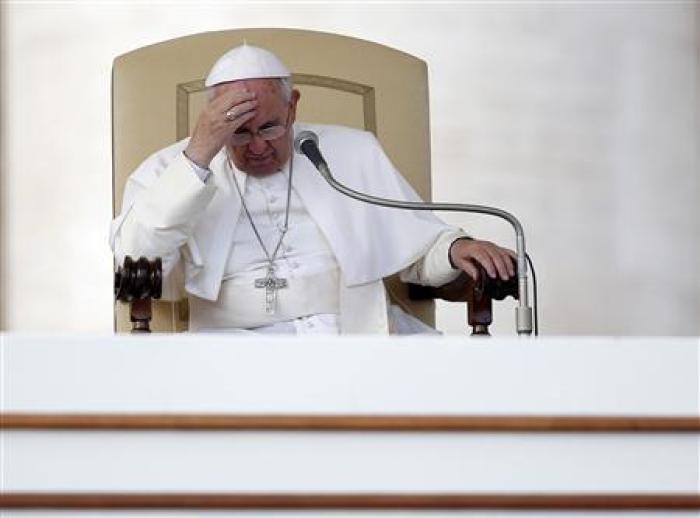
[114,256,162,333]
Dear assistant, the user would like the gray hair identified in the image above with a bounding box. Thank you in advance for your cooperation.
[278,77,293,103]
[207,77,293,102]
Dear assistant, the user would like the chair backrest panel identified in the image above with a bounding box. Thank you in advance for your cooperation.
[175,74,374,142]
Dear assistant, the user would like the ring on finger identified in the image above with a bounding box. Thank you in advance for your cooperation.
[225,109,236,121]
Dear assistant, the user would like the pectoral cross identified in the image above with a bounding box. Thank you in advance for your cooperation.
[255,265,288,314]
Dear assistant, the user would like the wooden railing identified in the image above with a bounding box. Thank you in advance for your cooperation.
[2,413,699,432]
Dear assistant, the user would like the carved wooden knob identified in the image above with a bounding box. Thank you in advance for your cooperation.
[477,264,518,302]
[114,256,162,302]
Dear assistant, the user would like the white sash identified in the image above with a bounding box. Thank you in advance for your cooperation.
[188,268,340,330]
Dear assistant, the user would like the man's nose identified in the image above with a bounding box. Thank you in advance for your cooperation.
[248,134,268,154]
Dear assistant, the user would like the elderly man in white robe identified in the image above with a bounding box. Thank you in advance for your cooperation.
[110,45,515,334]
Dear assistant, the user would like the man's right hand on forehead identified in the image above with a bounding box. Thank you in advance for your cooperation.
[184,87,258,169]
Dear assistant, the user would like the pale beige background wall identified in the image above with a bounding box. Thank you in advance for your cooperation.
[1,1,698,335]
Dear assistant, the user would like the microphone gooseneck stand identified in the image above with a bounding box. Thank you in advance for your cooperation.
[294,130,534,336]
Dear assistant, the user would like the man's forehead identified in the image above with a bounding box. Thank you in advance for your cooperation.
[213,78,281,96]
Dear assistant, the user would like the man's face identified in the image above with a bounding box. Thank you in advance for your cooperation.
[215,79,299,176]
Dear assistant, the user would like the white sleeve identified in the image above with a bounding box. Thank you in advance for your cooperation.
[183,151,213,183]
[110,149,217,283]
[399,228,470,287]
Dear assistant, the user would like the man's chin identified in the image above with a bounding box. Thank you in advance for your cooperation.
[241,159,278,176]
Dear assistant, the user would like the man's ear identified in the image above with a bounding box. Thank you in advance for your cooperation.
[289,89,301,121]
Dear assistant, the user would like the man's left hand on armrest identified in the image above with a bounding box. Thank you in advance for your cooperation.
[449,238,516,282]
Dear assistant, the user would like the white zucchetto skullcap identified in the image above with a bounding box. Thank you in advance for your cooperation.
[205,44,291,87]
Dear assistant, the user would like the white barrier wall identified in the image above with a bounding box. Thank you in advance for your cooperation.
[0,2,698,335]
[2,335,699,516]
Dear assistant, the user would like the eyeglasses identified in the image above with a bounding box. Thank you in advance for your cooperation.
[230,107,292,146]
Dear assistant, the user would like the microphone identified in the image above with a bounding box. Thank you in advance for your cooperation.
[293,130,534,336]
[294,130,329,173]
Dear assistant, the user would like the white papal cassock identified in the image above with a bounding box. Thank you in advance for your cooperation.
[110,123,465,333]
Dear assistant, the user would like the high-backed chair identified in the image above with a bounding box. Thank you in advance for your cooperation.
[112,28,436,332]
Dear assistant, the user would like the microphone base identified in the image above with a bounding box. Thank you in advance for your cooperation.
[516,306,534,336]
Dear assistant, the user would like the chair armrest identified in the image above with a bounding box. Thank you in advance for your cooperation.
[407,265,518,336]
